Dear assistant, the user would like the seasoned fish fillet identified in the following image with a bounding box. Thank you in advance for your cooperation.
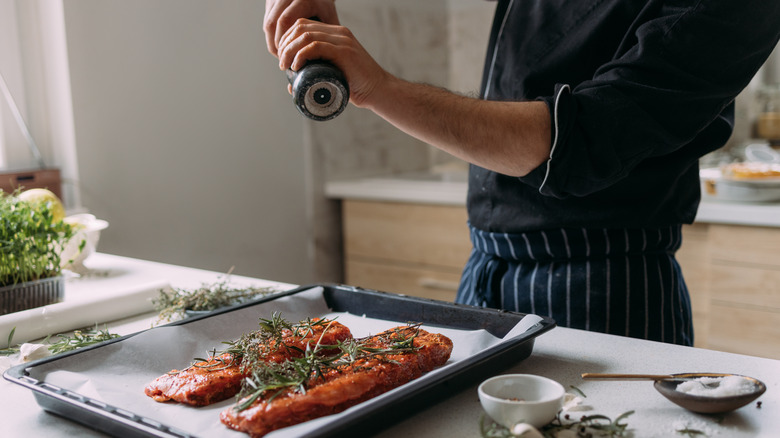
[220,326,453,437]
[144,319,352,406]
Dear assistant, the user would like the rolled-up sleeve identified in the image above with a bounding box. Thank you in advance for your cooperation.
[523,0,780,199]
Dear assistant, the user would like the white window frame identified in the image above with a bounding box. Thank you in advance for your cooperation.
[0,0,80,208]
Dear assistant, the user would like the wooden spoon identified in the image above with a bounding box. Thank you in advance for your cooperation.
[581,372,732,381]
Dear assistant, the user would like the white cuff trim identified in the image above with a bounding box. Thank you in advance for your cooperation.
[539,84,570,193]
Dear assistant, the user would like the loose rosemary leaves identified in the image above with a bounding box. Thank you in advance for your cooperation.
[480,410,634,438]
[0,325,119,357]
[0,327,18,356]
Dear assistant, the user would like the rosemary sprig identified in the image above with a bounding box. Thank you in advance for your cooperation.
[187,348,239,372]
[332,324,422,366]
[255,312,295,348]
[677,427,707,437]
[0,325,119,357]
[0,327,19,356]
[172,313,328,377]
[235,343,339,410]
[174,314,425,412]
[45,325,120,354]
[233,319,423,411]
[153,271,278,322]
[223,312,295,364]
[227,315,341,410]
[291,316,333,339]
[481,410,634,437]
[569,385,587,398]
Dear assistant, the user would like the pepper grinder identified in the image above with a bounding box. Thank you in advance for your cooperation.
[286,61,349,122]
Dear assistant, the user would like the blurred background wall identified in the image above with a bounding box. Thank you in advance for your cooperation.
[55,0,493,284]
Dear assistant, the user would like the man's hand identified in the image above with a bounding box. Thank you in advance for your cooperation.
[276,19,388,107]
[263,0,339,56]
[262,0,551,177]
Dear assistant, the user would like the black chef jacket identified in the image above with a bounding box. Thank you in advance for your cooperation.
[468,0,780,233]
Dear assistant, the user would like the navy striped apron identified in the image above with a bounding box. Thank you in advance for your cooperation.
[455,224,693,346]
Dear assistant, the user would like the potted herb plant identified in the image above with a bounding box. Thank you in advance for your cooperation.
[0,188,80,315]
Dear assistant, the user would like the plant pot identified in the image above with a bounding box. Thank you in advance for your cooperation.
[0,276,64,316]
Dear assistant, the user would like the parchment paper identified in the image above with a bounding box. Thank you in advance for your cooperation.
[25,287,543,438]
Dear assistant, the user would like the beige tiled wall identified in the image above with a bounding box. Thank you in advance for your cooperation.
[313,0,496,181]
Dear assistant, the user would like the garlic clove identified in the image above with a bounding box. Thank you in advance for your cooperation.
[19,343,52,362]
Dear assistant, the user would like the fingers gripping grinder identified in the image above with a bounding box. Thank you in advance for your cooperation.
[286,61,349,121]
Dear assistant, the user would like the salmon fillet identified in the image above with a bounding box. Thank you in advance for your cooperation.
[219,326,453,437]
[144,318,352,406]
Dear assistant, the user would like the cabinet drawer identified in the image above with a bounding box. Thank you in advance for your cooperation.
[710,263,780,310]
[679,224,711,296]
[710,224,780,267]
[708,303,780,360]
[343,200,471,269]
[345,258,462,302]
[679,224,712,348]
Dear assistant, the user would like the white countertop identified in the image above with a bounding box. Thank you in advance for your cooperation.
[2,254,778,437]
[325,173,469,206]
[325,174,780,228]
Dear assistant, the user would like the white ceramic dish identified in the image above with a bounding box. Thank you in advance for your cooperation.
[61,213,109,272]
[700,168,780,202]
[478,374,565,429]
[744,143,780,165]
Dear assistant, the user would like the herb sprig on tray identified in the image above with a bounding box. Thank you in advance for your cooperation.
[153,271,278,322]
[222,314,332,366]
[233,319,422,411]
[186,312,423,412]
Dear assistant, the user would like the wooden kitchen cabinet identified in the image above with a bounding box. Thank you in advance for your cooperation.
[342,200,471,301]
[678,223,780,359]
[676,223,712,349]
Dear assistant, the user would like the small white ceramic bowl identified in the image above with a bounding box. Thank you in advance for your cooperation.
[478,374,565,429]
[61,213,109,272]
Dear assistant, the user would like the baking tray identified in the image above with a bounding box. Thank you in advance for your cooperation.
[4,283,555,438]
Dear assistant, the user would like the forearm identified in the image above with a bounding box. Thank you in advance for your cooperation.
[269,4,552,176]
[362,76,551,177]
